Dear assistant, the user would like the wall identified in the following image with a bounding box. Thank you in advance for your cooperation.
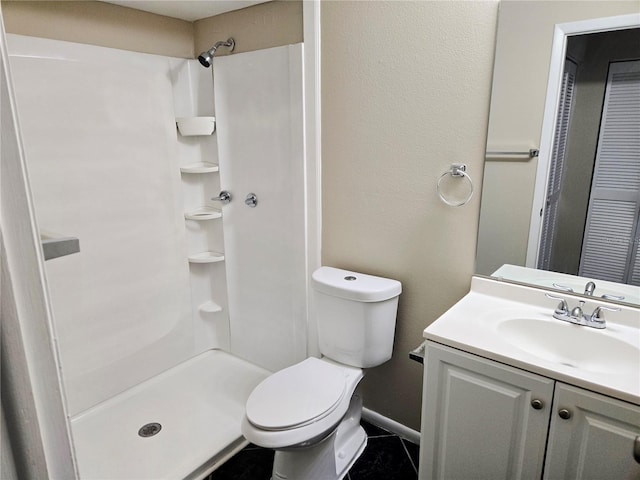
[1,1,303,60]
[478,0,640,276]
[1,0,193,58]
[214,45,308,372]
[321,1,499,430]
[194,1,302,56]
[1,18,76,477]
[8,35,197,416]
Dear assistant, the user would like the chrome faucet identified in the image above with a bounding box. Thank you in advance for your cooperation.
[584,281,596,295]
[545,293,620,329]
[552,281,625,301]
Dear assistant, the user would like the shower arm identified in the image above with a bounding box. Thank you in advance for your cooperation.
[198,38,235,68]
[212,38,235,52]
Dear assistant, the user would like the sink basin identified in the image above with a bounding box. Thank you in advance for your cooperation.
[423,277,640,404]
[496,318,640,375]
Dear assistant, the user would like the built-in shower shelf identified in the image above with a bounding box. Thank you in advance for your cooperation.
[188,251,225,264]
[176,116,216,136]
[199,301,223,314]
[41,234,80,261]
[184,206,222,221]
[180,162,219,174]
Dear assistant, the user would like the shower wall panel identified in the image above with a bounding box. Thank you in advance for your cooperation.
[7,35,196,416]
[214,44,308,371]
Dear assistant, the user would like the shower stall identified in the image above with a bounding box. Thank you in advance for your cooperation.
[3,30,318,479]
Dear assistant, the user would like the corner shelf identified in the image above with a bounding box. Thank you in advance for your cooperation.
[188,251,225,264]
[176,116,216,136]
[41,234,80,261]
[180,162,219,174]
[199,301,223,314]
[184,206,222,221]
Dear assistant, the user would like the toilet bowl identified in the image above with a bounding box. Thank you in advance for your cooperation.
[241,267,402,480]
[242,357,363,449]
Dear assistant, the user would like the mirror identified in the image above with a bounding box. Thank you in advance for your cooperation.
[476,2,640,307]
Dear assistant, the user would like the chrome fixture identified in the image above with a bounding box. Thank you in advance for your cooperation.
[546,293,569,317]
[437,163,474,207]
[198,38,235,68]
[552,282,573,292]
[602,293,625,301]
[212,191,232,204]
[589,305,621,326]
[138,422,162,438]
[244,193,258,208]
[545,293,620,329]
[584,281,596,295]
[551,281,625,302]
[485,148,539,159]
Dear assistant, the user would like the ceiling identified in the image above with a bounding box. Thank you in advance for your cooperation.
[105,1,269,22]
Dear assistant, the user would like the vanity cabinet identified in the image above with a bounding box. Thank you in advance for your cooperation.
[420,343,554,480]
[419,342,640,480]
[544,383,640,480]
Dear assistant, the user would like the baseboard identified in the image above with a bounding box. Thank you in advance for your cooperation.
[361,407,421,445]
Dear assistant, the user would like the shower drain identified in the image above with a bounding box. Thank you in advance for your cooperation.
[138,422,162,438]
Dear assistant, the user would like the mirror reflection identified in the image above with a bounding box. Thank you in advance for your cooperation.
[537,29,640,284]
[477,4,640,306]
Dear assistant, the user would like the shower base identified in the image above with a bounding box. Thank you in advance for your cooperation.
[70,349,270,479]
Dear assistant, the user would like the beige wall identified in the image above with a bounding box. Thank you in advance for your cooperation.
[478,0,640,276]
[1,1,193,58]
[321,1,499,430]
[1,1,302,59]
[194,1,302,57]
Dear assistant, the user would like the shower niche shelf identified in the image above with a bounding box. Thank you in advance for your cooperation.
[199,301,223,314]
[184,206,222,221]
[176,116,216,136]
[180,162,219,174]
[188,251,225,264]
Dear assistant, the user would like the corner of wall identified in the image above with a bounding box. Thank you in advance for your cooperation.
[1,1,194,58]
[193,1,303,56]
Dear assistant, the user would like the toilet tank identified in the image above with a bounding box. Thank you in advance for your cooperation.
[311,267,402,368]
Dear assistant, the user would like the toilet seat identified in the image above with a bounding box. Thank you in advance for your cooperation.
[246,357,347,431]
[242,357,364,450]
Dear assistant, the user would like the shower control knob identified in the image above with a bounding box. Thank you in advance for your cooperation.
[212,191,232,204]
[245,193,258,208]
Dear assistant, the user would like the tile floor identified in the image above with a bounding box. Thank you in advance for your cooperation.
[207,421,419,480]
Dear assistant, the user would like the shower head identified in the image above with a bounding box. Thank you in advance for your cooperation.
[198,38,235,68]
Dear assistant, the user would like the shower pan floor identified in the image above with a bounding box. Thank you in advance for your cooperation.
[70,349,270,479]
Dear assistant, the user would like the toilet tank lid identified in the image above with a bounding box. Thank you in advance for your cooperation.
[312,267,402,302]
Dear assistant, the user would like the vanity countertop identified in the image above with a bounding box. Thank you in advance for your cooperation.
[424,276,640,405]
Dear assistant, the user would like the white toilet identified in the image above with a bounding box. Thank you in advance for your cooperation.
[241,266,402,480]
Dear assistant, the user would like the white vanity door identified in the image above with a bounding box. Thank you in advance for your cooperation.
[419,342,554,480]
[543,383,640,480]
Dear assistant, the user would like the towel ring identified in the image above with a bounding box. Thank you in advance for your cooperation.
[437,164,473,207]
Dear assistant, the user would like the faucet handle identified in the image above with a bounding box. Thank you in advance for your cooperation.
[552,283,574,292]
[212,190,232,204]
[590,305,620,323]
[545,293,569,315]
[602,293,625,301]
